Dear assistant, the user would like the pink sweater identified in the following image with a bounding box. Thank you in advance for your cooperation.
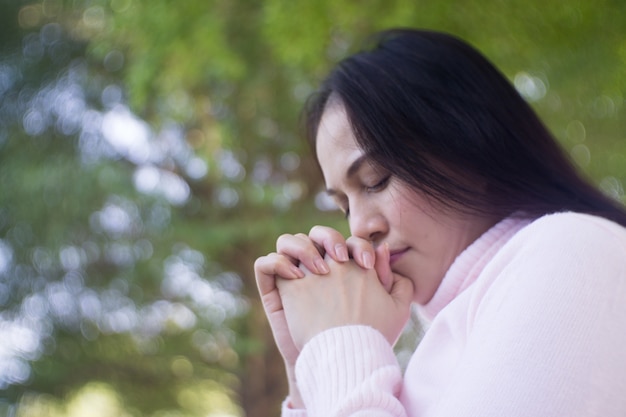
[282,212,626,416]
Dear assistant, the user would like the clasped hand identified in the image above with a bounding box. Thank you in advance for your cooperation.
[278,254,413,351]
[254,226,414,366]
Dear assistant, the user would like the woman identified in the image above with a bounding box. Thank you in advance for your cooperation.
[254,29,626,416]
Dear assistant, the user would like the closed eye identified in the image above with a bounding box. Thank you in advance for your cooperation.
[365,176,390,192]
[343,176,391,218]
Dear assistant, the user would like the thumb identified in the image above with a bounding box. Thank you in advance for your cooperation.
[374,243,393,293]
[389,272,414,308]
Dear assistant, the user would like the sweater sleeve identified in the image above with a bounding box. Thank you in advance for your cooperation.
[423,213,626,416]
[293,325,406,417]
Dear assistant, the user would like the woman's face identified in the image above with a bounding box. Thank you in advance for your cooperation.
[316,103,497,304]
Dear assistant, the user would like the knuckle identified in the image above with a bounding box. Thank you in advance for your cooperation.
[310,226,345,249]
[276,233,290,242]
[309,224,338,237]
[254,255,265,264]
[255,250,281,263]
[276,233,294,246]
[309,224,325,234]
[253,253,272,270]
[346,235,372,247]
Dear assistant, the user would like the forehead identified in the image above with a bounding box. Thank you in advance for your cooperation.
[315,105,363,177]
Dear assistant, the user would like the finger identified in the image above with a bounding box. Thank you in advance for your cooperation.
[294,232,325,257]
[254,254,304,295]
[345,236,376,269]
[276,234,329,274]
[374,243,393,293]
[308,225,349,262]
[389,273,415,307]
[298,262,314,276]
[255,253,305,280]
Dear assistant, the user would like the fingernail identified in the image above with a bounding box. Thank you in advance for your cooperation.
[291,265,304,278]
[362,251,374,269]
[315,258,329,274]
[335,244,349,262]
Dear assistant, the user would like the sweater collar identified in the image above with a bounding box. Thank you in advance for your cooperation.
[417,214,531,321]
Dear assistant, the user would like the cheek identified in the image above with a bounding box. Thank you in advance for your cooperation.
[387,190,415,218]
[388,184,432,217]
[390,197,427,234]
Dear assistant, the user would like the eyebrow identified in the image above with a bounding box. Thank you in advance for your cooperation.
[325,154,368,196]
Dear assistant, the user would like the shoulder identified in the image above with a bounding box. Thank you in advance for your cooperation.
[469,212,626,330]
[524,211,626,237]
[473,211,626,314]
[460,214,626,417]
[508,211,626,263]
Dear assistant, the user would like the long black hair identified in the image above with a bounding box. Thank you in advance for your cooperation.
[305,28,626,226]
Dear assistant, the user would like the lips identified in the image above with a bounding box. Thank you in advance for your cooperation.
[389,247,409,264]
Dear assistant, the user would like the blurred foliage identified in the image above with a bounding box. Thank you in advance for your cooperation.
[0,0,625,416]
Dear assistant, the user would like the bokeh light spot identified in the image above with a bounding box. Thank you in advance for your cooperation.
[570,144,590,167]
[315,191,339,212]
[171,356,193,379]
[82,6,106,31]
[40,23,62,45]
[514,71,547,102]
[18,6,42,28]
[216,187,239,208]
[280,152,300,171]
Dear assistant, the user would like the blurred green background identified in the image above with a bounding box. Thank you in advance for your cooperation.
[0,0,624,416]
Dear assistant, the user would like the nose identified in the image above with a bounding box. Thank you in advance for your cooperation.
[349,203,388,243]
